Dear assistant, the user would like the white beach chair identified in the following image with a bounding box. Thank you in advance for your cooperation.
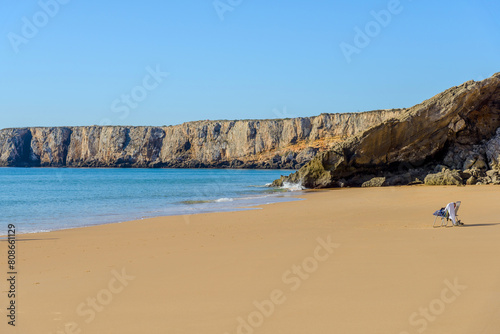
[433,201,463,227]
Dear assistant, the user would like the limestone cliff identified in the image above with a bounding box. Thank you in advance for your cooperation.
[0,110,401,168]
[273,73,500,188]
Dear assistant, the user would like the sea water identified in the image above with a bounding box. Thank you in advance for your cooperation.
[0,168,301,233]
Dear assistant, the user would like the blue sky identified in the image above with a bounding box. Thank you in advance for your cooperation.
[1,0,499,128]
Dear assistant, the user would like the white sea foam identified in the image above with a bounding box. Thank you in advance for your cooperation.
[22,229,52,234]
[215,197,234,202]
[281,181,305,191]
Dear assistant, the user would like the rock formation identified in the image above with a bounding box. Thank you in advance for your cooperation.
[273,72,500,188]
[4,72,500,188]
[0,110,400,168]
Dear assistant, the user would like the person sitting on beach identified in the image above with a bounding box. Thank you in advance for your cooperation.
[445,202,463,226]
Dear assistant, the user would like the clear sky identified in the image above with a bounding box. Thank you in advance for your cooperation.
[1,0,499,128]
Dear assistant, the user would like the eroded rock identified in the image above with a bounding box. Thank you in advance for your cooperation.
[486,128,500,170]
[0,110,401,168]
[424,169,463,186]
[276,73,500,188]
[361,177,386,187]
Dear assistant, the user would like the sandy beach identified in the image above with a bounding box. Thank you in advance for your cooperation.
[2,185,500,334]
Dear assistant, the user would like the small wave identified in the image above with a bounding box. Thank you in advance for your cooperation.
[281,181,305,191]
[179,198,234,205]
[22,229,52,234]
[215,197,234,202]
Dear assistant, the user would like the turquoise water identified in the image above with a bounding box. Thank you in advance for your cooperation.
[0,168,300,233]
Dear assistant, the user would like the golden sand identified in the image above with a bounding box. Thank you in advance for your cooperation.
[1,185,500,334]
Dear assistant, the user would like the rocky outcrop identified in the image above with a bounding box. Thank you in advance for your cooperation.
[0,110,401,168]
[273,72,500,188]
[424,169,463,186]
[486,128,500,170]
[0,128,32,166]
[361,177,386,187]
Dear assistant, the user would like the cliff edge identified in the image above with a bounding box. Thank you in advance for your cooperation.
[273,73,500,188]
[0,110,401,169]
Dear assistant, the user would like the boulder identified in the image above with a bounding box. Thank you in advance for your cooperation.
[463,153,488,170]
[461,167,485,179]
[424,169,463,186]
[486,169,500,184]
[466,176,478,185]
[361,177,386,187]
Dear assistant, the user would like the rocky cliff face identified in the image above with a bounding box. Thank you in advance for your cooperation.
[0,110,401,168]
[273,73,500,188]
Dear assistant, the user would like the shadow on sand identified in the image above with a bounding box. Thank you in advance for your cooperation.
[0,238,59,242]
[459,223,500,228]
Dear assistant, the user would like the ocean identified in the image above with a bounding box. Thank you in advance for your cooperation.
[0,168,301,233]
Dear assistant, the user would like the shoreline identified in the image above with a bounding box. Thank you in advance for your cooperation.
[1,190,308,236]
[1,168,299,234]
[2,184,496,236]
[2,185,500,333]
[4,189,306,236]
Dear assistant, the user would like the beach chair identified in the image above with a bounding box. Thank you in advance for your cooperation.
[433,201,463,227]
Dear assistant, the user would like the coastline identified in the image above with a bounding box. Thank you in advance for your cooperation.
[2,185,500,333]
[0,189,306,236]
[0,168,300,234]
